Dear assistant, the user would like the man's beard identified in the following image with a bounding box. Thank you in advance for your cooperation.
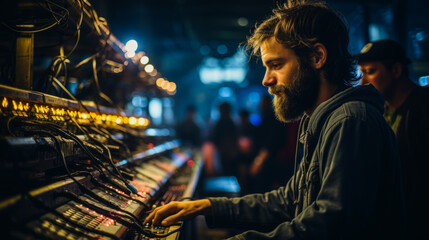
[269,60,320,123]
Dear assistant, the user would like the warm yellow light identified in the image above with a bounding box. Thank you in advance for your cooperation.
[138,118,145,126]
[167,82,176,92]
[82,113,88,119]
[18,102,24,111]
[2,97,8,108]
[113,68,123,73]
[67,110,77,118]
[129,117,137,125]
[156,78,164,87]
[12,100,17,110]
[110,116,116,123]
[35,105,47,114]
[161,80,169,90]
[140,56,149,65]
[144,64,154,73]
[39,106,44,113]
[101,114,106,121]
[56,108,65,116]
[23,103,30,111]
[116,117,122,124]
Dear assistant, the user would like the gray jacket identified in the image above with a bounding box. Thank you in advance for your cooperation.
[206,84,405,239]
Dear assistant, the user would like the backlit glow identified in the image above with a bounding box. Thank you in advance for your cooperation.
[129,117,137,125]
[144,64,154,73]
[237,17,249,27]
[419,75,429,86]
[2,97,8,108]
[199,48,248,84]
[140,56,149,64]
[125,51,135,58]
[156,78,165,87]
[125,40,138,52]
[148,98,162,125]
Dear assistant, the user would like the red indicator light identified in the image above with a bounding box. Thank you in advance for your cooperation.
[187,160,195,167]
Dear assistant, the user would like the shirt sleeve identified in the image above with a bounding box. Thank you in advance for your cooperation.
[205,178,296,232]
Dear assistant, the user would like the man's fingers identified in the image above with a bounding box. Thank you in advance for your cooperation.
[161,209,186,226]
[143,209,157,225]
[151,202,179,225]
[142,200,210,226]
[143,204,173,225]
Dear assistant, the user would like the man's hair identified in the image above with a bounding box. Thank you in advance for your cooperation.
[247,0,358,86]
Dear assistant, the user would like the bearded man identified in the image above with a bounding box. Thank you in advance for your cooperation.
[144,1,406,239]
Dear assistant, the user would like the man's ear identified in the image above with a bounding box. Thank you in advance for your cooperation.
[312,43,327,69]
[391,62,403,79]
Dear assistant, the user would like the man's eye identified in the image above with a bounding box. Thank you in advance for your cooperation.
[362,69,374,75]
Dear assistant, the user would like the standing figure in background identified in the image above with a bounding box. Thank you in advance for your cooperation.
[357,39,429,239]
[249,95,289,193]
[176,105,202,148]
[236,109,258,194]
[212,102,239,176]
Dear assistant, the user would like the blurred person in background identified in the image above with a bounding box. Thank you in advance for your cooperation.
[211,102,240,177]
[357,39,429,239]
[236,109,258,194]
[176,105,202,148]
[249,95,288,193]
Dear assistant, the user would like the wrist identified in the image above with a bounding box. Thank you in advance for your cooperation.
[199,199,212,216]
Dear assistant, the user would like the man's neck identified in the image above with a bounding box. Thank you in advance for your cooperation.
[305,75,339,117]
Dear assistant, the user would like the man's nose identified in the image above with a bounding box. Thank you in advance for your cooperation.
[262,72,276,87]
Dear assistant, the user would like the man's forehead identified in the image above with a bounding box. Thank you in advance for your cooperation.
[260,39,293,63]
[260,37,279,52]
[359,61,384,68]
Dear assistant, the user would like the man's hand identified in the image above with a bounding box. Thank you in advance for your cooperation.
[143,199,212,226]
